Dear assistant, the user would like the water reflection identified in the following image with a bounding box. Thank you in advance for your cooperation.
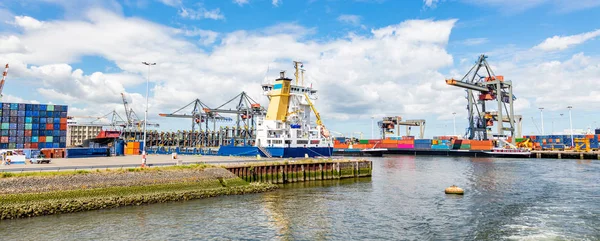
[0,156,598,240]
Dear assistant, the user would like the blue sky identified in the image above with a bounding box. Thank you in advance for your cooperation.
[0,0,599,138]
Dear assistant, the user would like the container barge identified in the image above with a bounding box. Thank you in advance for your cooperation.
[333,133,600,158]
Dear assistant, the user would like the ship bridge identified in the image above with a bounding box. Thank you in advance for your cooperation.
[261,83,317,96]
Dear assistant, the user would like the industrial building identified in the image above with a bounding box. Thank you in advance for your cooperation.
[66,124,102,147]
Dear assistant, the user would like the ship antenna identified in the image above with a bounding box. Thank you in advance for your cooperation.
[293,61,303,85]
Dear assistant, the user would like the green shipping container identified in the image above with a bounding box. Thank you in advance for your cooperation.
[47,105,54,111]
[359,140,369,144]
[46,136,53,142]
[1,123,8,129]
[460,144,471,149]
[25,124,32,130]
[515,138,525,143]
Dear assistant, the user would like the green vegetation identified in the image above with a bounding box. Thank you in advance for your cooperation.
[0,180,276,220]
[0,165,276,220]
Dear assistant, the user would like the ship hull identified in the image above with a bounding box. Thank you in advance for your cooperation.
[217,146,333,158]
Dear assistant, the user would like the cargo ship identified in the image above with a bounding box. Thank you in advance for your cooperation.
[217,62,333,158]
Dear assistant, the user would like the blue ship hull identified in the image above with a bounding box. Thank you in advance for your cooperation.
[217,146,333,158]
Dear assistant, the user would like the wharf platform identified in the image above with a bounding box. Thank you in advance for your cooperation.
[334,148,600,160]
[225,159,372,184]
[531,151,600,160]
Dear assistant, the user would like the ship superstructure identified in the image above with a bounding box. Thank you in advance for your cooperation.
[217,61,332,157]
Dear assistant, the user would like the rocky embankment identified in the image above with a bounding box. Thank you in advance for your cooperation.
[0,165,277,220]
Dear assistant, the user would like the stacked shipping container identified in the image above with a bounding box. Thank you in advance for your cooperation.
[125,141,141,155]
[0,102,68,150]
[523,134,600,150]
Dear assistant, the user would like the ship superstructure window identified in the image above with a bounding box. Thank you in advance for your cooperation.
[272,140,283,144]
[297,140,308,144]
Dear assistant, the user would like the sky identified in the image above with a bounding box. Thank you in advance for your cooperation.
[0,0,599,139]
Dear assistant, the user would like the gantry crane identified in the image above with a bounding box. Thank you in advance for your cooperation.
[120,93,159,130]
[67,110,126,128]
[0,64,9,99]
[158,98,233,132]
[445,54,517,143]
[378,116,426,139]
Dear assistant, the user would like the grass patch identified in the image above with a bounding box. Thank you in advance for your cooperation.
[0,176,277,220]
[0,179,239,205]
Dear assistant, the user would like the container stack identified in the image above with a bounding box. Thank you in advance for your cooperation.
[469,140,493,151]
[414,139,432,150]
[432,139,450,150]
[125,141,141,155]
[0,102,68,150]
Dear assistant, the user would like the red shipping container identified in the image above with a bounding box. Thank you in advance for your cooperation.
[24,143,31,149]
[39,136,46,142]
[31,143,38,149]
[1,137,8,143]
[46,124,53,130]
[60,124,67,130]
[60,118,67,124]
[25,130,32,137]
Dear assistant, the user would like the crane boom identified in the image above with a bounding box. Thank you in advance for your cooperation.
[303,93,322,126]
[0,64,9,98]
[121,93,132,124]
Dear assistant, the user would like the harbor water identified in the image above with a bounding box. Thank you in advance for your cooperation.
[1,156,599,240]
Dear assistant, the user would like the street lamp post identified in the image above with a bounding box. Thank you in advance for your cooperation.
[452,112,456,136]
[142,61,156,166]
[371,116,374,139]
[539,107,544,135]
[567,106,573,147]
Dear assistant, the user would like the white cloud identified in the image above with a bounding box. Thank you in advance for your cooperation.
[337,14,361,25]
[430,0,600,13]
[178,28,220,46]
[233,0,249,6]
[0,11,463,133]
[272,0,280,7]
[534,29,600,51]
[13,16,44,30]
[0,36,28,54]
[423,0,440,8]
[157,0,181,7]
[179,7,224,20]
[461,37,488,46]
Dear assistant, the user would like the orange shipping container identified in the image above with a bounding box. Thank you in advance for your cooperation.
[398,140,414,145]
[334,143,349,149]
[133,142,140,148]
[379,143,398,148]
[382,139,398,144]
[470,140,492,147]
[470,146,492,151]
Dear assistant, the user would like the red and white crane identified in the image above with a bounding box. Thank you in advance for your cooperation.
[0,64,9,99]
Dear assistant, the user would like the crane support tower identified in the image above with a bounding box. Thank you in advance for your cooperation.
[445,54,517,143]
[378,116,426,139]
[0,64,9,98]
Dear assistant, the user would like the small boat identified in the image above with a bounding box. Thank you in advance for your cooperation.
[483,147,531,156]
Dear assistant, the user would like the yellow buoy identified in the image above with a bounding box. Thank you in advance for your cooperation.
[445,185,464,195]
